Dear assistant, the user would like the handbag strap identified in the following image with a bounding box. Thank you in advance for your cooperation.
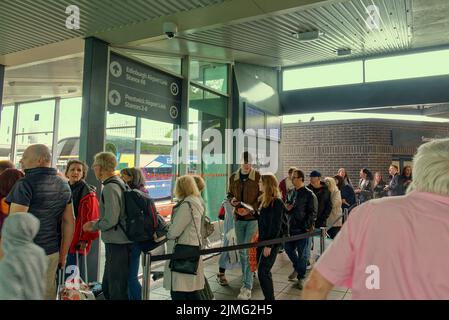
[174,200,202,247]
[185,201,203,247]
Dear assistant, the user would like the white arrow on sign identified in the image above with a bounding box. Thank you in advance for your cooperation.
[169,106,179,119]
[110,61,122,78]
[109,90,121,106]
[170,83,179,96]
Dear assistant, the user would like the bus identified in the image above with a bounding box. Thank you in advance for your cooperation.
[56,136,174,201]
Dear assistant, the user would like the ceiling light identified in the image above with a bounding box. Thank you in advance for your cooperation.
[336,48,352,56]
[292,30,324,42]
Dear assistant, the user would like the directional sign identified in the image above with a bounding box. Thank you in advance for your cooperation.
[107,53,182,124]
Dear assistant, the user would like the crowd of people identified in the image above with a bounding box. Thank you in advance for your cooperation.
[303,138,449,300]
[1,136,448,300]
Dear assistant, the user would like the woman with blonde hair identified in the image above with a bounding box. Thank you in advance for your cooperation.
[255,174,284,300]
[324,177,343,239]
[163,175,205,300]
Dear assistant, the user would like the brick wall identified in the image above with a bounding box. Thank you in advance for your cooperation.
[281,119,449,183]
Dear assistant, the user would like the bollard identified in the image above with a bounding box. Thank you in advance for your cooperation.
[142,253,152,300]
[320,227,327,255]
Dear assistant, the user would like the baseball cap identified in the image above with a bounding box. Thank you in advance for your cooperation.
[310,170,322,178]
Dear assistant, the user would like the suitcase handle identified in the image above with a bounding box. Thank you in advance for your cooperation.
[75,249,89,284]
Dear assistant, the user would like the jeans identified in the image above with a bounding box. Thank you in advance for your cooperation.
[302,237,312,263]
[171,290,202,300]
[128,243,142,300]
[284,237,308,279]
[102,243,132,300]
[234,219,258,290]
[257,246,279,300]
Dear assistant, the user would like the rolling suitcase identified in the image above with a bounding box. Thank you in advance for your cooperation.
[57,250,95,300]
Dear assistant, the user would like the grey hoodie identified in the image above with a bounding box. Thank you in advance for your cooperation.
[0,213,47,300]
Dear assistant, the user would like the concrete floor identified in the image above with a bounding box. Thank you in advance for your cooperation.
[146,252,352,300]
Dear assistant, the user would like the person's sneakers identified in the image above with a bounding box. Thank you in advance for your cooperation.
[216,273,229,286]
[288,270,298,281]
[294,278,305,290]
[237,287,252,300]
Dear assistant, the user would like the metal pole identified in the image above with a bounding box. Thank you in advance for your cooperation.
[343,208,348,224]
[320,227,327,255]
[142,253,151,300]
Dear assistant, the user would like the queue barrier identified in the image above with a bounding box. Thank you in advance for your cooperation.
[141,211,351,300]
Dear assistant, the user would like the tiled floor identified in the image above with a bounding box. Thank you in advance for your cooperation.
[147,252,351,300]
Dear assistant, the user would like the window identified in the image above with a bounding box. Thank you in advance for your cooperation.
[106,112,137,170]
[283,61,363,91]
[126,51,181,75]
[15,100,55,165]
[0,105,14,160]
[55,98,82,170]
[189,85,228,221]
[140,118,176,200]
[365,49,449,82]
[58,98,82,140]
[191,60,228,94]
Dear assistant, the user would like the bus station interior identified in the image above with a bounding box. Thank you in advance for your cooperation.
[1,0,449,299]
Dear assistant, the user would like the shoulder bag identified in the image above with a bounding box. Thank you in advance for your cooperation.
[169,201,202,275]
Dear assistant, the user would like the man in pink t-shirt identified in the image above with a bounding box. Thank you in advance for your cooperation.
[303,138,449,300]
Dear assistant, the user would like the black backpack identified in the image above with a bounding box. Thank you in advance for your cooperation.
[102,179,159,243]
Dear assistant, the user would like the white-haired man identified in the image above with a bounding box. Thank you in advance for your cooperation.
[302,138,449,300]
[83,152,132,300]
[7,144,74,300]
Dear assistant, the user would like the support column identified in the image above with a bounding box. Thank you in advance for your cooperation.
[79,37,109,282]
[0,65,4,109]
[179,56,191,176]
[51,98,61,168]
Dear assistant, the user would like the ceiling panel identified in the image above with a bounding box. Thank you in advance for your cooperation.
[179,0,413,66]
[0,0,225,56]
[2,55,84,105]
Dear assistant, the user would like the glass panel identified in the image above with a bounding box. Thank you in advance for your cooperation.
[58,97,82,140]
[15,133,53,167]
[126,51,182,75]
[191,60,228,94]
[140,118,176,202]
[365,49,449,82]
[17,100,55,133]
[189,85,228,221]
[55,98,82,172]
[107,111,136,128]
[0,105,14,160]
[55,137,80,172]
[106,127,136,171]
[283,61,364,91]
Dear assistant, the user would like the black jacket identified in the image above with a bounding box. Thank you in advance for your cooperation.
[388,174,404,196]
[373,181,387,199]
[256,198,284,248]
[287,186,317,234]
[307,182,332,228]
[6,167,72,255]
